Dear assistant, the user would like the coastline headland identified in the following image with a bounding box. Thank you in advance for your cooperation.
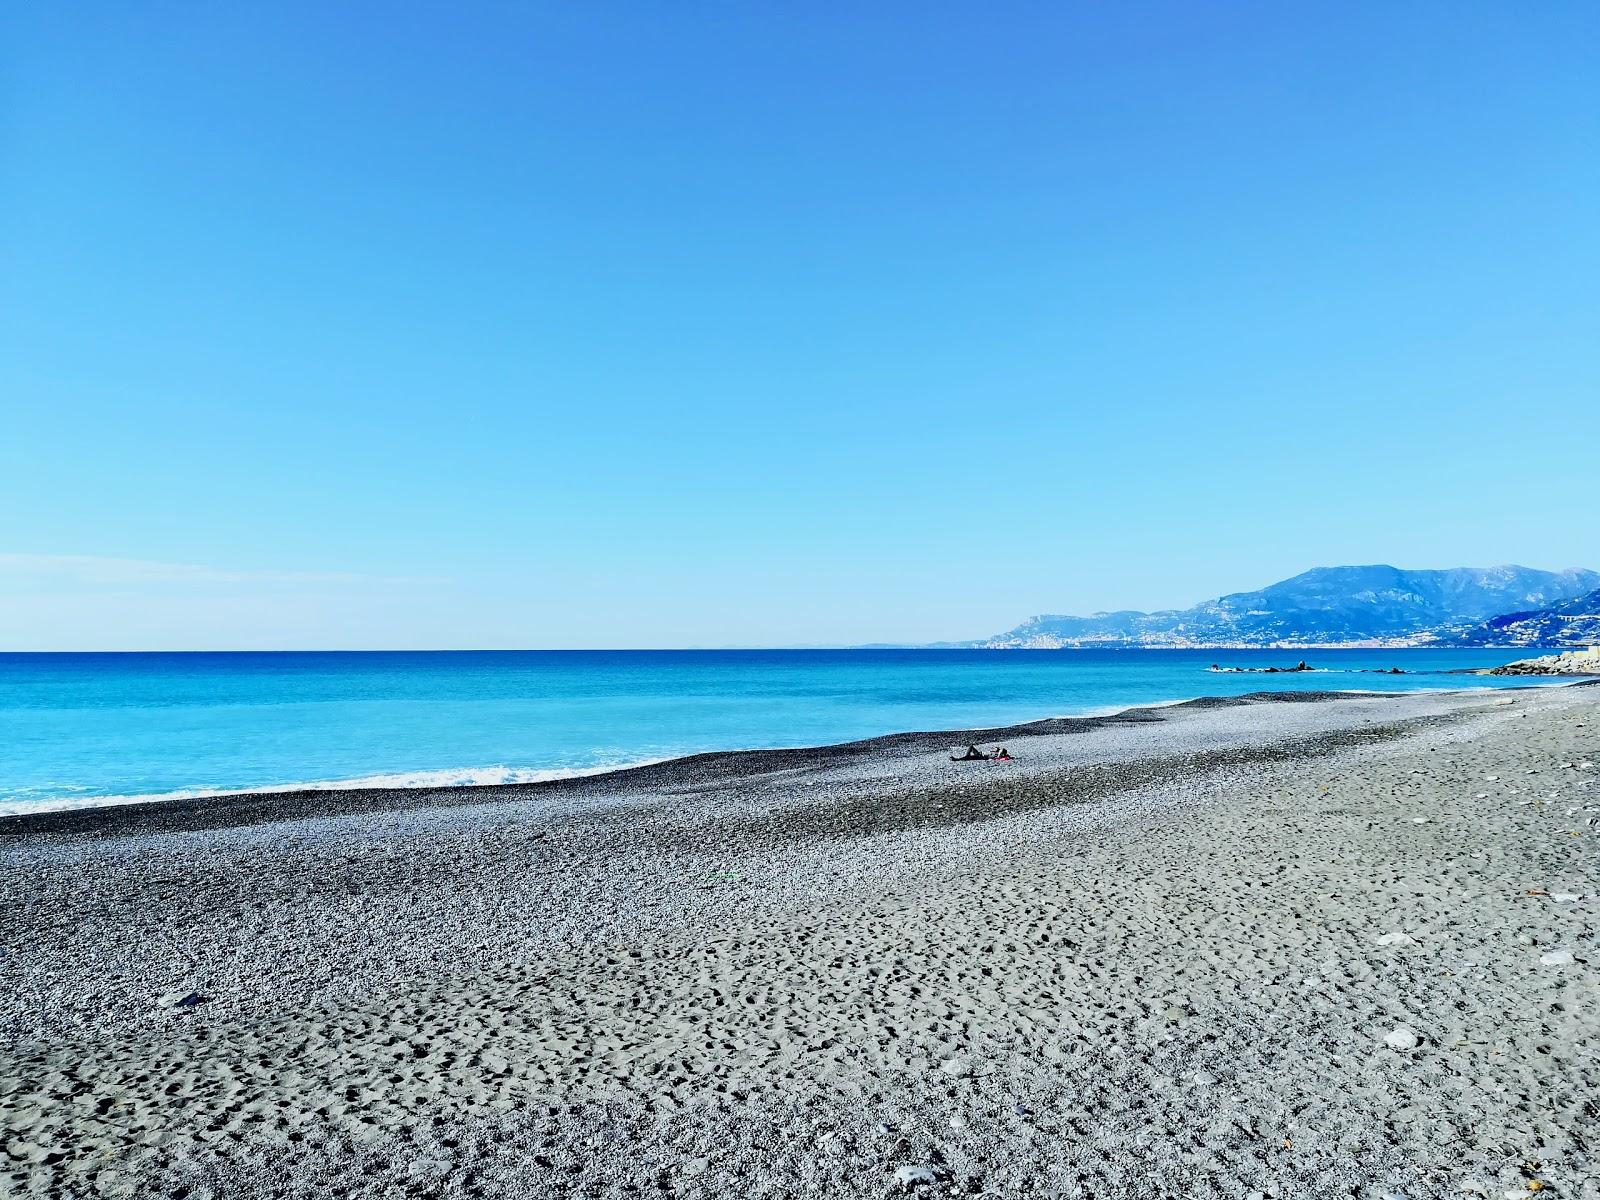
[1481,647,1600,677]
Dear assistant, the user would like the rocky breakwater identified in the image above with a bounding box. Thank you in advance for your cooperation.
[1482,648,1600,676]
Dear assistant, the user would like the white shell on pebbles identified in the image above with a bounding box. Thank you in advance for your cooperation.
[1384,1025,1420,1051]
[894,1165,938,1189]
[1410,817,1430,824]
[1539,949,1575,966]
[1376,932,1413,946]
[1551,893,1582,902]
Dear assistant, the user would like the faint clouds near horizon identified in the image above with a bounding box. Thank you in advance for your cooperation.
[0,554,463,652]
[0,553,442,589]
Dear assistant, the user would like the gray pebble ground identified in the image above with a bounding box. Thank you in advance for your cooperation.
[2,685,1596,1199]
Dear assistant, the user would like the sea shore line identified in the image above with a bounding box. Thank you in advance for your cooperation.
[3,683,1597,1198]
[0,680,1576,835]
[0,687,1419,834]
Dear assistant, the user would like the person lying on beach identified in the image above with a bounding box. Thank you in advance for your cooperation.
[950,745,989,761]
[993,746,1013,761]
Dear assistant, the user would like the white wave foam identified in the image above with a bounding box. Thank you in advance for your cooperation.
[0,759,669,818]
[1065,695,1199,719]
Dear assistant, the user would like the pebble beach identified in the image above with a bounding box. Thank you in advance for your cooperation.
[3,684,1597,1199]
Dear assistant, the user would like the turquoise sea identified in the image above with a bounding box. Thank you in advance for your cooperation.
[0,648,1551,813]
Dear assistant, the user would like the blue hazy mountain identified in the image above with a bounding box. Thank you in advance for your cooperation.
[1447,585,1600,648]
[984,565,1600,648]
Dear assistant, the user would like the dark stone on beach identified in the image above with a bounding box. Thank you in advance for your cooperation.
[160,991,206,1010]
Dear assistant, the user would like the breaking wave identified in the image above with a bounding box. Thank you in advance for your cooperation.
[0,759,669,817]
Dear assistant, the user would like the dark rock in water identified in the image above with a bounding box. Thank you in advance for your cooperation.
[1212,661,1315,674]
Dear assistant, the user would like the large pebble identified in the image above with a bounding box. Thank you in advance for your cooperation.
[1383,1025,1420,1051]
[894,1165,939,1189]
[1538,949,1574,966]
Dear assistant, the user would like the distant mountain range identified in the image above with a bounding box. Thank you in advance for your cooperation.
[1444,585,1600,649]
[978,565,1600,649]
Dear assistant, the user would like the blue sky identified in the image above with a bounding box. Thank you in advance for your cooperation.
[4,3,1597,649]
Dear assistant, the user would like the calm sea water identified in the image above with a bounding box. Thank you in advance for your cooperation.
[0,648,1547,813]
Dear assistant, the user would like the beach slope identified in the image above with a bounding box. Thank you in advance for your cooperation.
[2,685,1596,1198]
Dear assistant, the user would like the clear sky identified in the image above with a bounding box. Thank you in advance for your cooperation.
[4,3,1597,650]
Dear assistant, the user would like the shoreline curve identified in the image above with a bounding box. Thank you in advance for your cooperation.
[5,680,1587,839]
